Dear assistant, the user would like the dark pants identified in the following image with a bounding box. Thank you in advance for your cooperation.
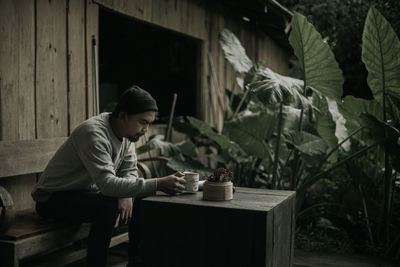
[36,191,141,267]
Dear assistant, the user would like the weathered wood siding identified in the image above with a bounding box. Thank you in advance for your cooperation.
[0,0,97,210]
[0,0,289,210]
[1,0,37,211]
[94,0,289,131]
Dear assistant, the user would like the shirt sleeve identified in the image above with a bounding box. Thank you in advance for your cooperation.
[72,131,157,198]
[117,141,139,179]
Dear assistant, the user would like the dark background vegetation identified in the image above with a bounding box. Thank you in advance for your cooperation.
[277,0,400,258]
[280,0,400,99]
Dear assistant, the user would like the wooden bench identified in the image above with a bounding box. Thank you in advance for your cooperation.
[0,138,152,267]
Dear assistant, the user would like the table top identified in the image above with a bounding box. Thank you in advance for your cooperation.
[142,187,295,212]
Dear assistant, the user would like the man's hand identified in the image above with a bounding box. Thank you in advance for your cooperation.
[157,172,186,195]
[118,197,133,224]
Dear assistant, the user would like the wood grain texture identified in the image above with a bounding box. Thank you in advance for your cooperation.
[68,0,87,132]
[87,0,288,128]
[139,187,295,267]
[0,138,67,178]
[0,0,37,213]
[0,0,18,141]
[36,0,68,138]
[199,41,208,121]
[273,196,292,267]
[0,0,35,141]
[0,176,36,211]
[94,0,206,40]
[86,0,99,118]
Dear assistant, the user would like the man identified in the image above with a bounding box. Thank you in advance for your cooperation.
[31,86,186,267]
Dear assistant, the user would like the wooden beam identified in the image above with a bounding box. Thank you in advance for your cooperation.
[0,138,67,178]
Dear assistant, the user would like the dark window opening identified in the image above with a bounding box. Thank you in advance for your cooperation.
[99,7,201,122]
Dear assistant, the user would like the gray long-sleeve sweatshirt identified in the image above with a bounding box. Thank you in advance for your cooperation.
[31,113,157,202]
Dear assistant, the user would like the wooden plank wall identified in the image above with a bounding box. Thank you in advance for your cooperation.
[94,0,289,131]
[0,0,289,210]
[0,0,96,210]
[0,0,37,211]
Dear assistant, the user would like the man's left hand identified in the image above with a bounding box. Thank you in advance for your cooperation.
[118,197,133,224]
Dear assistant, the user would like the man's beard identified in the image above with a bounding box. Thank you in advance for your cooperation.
[128,133,144,142]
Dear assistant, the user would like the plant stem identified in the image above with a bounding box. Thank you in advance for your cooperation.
[298,109,304,131]
[380,45,391,246]
[250,158,263,187]
[298,138,384,195]
[272,102,284,189]
[233,89,250,118]
[359,183,375,247]
[296,160,305,189]
[226,77,237,119]
[312,127,364,181]
[383,153,392,246]
[281,150,293,189]
[290,153,301,190]
[297,202,341,218]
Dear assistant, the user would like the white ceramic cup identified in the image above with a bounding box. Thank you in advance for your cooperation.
[183,171,199,192]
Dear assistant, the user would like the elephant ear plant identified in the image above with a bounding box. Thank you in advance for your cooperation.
[218,16,382,210]
[361,6,400,246]
[138,5,400,256]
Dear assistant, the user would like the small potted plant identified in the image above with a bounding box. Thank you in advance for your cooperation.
[203,168,233,201]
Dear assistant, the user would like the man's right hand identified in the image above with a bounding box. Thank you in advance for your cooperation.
[157,172,186,195]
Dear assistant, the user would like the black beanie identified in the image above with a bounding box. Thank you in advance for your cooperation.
[113,86,158,116]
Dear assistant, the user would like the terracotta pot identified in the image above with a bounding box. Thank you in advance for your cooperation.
[202,181,233,201]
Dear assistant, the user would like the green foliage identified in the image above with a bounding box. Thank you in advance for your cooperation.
[186,116,243,153]
[362,6,400,106]
[339,96,383,136]
[136,134,180,156]
[223,111,273,158]
[280,0,400,98]
[361,7,400,248]
[140,5,400,259]
[246,64,313,109]
[285,130,328,159]
[218,28,252,73]
[289,12,344,100]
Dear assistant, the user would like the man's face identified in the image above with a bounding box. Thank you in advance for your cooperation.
[123,111,155,142]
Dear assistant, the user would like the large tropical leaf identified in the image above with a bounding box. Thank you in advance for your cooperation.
[176,139,198,158]
[285,130,328,157]
[362,7,400,106]
[313,96,340,161]
[326,98,351,152]
[136,134,180,156]
[223,111,275,158]
[360,113,400,172]
[289,12,343,100]
[360,113,400,153]
[245,64,314,109]
[338,96,383,138]
[187,116,243,153]
[281,105,315,134]
[219,28,253,73]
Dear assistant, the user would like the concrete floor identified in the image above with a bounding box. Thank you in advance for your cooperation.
[66,242,398,267]
[293,249,397,267]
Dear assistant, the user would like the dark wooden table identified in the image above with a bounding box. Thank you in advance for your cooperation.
[136,187,296,267]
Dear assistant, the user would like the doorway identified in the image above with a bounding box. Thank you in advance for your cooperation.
[99,7,201,123]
